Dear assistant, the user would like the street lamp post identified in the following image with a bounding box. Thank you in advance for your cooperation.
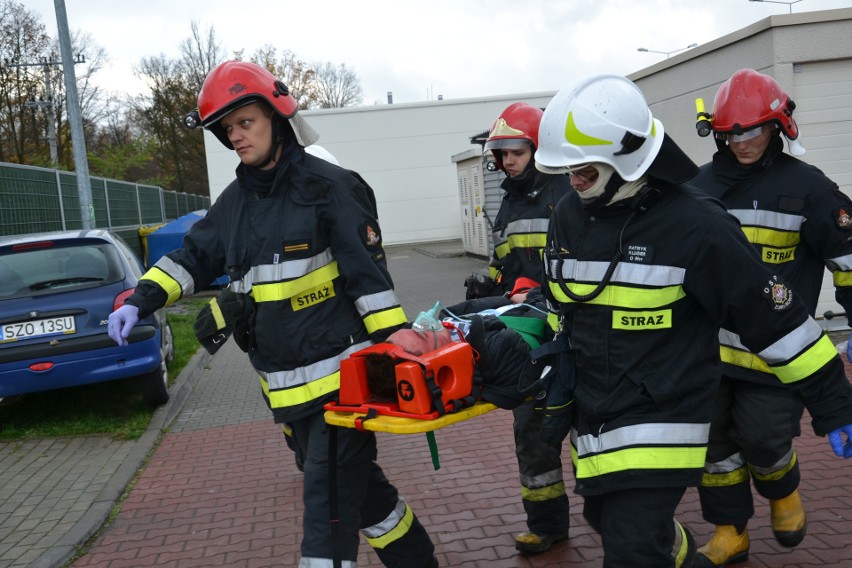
[748,0,803,14]
[637,43,699,59]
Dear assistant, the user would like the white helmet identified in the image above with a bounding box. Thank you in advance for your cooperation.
[535,74,664,181]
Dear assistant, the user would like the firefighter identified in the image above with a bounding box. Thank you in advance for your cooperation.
[690,68,852,568]
[470,102,573,554]
[107,61,438,568]
[534,73,852,567]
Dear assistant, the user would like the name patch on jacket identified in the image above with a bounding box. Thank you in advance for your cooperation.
[292,283,335,311]
[762,245,795,264]
[612,309,672,330]
[626,244,652,263]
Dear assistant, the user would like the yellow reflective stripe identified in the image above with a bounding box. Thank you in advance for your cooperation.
[740,226,800,247]
[574,446,706,479]
[521,481,566,502]
[720,345,772,374]
[261,371,340,409]
[833,270,852,287]
[495,241,510,260]
[548,281,686,309]
[547,311,559,332]
[141,267,182,305]
[771,334,838,384]
[209,297,226,329]
[489,265,500,279]
[566,110,612,146]
[749,451,797,482]
[506,232,547,250]
[363,306,407,335]
[251,261,339,303]
[364,503,415,550]
[701,466,750,487]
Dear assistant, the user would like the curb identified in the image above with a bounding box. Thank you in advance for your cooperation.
[29,348,212,568]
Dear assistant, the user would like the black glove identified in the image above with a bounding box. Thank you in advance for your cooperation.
[464,272,495,300]
[193,289,254,354]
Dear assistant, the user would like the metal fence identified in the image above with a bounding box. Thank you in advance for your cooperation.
[0,162,210,258]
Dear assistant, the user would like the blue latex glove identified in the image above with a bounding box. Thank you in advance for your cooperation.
[829,424,852,458]
[847,331,852,362]
[107,304,139,346]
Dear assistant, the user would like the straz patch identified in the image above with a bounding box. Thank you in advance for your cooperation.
[836,208,852,229]
[763,275,793,311]
[626,244,652,264]
[291,283,335,311]
[364,223,381,247]
[762,245,795,264]
[612,309,672,330]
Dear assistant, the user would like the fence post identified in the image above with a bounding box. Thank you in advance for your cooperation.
[54,169,67,231]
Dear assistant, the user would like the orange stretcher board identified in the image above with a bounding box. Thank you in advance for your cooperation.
[323,401,497,434]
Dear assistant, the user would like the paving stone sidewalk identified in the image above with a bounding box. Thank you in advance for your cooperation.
[2,241,851,567]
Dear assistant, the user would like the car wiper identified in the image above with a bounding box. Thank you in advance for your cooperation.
[29,277,103,290]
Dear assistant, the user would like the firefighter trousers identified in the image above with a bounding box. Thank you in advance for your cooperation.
[584,486,686,568]
[289,410,436,567]
[699,376,803,525]
[512,397,570,535]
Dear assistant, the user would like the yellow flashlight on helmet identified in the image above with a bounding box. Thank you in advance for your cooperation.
[695,98,712,138]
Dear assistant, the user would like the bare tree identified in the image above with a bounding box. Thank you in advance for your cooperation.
[249,46,318,110]
[313,62,363,109]
[177,21,223,94]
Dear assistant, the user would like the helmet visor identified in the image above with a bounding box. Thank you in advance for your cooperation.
[485,138,532,152]
[715,124,774,143]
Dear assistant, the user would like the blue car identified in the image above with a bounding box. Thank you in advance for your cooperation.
[0,229,174,407]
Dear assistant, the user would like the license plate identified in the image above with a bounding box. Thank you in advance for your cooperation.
[1,316,76,342]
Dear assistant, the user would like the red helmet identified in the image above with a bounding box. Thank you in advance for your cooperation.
[195,60,318,149]
[484,102,542,171]
[711,68,799,141]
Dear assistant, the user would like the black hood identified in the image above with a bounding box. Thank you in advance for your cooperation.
[646,133,700,185]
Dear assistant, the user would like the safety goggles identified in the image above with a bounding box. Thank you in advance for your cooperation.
[717,125,767,143]
[565,164,599,185]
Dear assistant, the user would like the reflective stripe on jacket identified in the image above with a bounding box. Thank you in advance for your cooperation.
[130,151,406,422]
[544,182,852,495]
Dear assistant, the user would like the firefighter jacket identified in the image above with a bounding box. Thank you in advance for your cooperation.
[489,169,570,295]
[693,136,852,385]
[543,180,852,496]
[127,149,407,423]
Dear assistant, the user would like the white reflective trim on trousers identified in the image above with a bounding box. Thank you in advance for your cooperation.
[546,257,686,286]
[259,340,372,390]
[355,289,402,318]
[573,422,710,457]
[361,498,407,539]
[705,452,747,474]
[750,447,795,476]
[728,209,804,231]
[719,318,823,364]
[154,256,196,296]
[521,466,564,489]
[299,558,356,567]
[229,248,336,293]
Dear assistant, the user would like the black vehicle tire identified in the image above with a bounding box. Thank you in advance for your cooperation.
[140,359,169,408]
[140,323,172,408]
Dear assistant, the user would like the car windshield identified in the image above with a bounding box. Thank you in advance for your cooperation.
[0,241,124,299]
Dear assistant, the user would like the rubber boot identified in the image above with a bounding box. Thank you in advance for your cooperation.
[770,489,806,547]
[514,530,568,554]
[672,520,696,568]
[694,525,749,568]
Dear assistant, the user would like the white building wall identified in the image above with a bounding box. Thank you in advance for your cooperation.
[204,93,554,245]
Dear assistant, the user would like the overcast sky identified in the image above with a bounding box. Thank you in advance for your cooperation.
[26,0,851,106]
